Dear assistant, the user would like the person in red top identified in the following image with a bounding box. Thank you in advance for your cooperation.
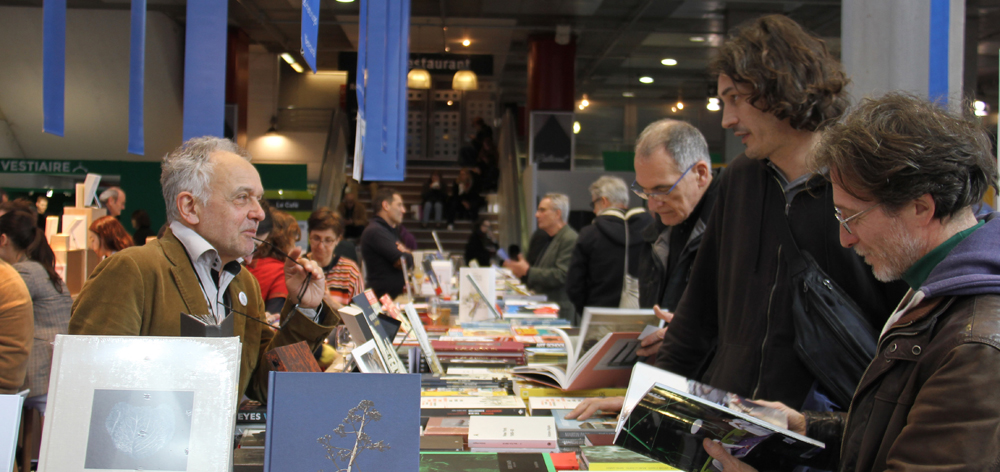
[306,208,364,309]
[245,209,300,321]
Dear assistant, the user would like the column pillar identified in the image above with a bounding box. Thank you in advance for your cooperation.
[842,0,966,111]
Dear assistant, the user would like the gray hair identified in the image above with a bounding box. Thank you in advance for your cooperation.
[542,193,569,223]
[635,119,710,171]
[589,176,629,208]
[99,186,123,204]
[160,137,250,222]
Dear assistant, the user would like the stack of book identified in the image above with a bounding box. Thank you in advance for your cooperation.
[550,409,617,451]
[580,446,678,472]
[431,340,527,367]
[467,416,559,454]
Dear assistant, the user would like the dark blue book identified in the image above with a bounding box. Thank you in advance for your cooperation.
[264,372,421,471]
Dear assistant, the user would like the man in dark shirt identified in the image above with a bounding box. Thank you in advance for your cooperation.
[359,188,414,298]
[653,15,906,411]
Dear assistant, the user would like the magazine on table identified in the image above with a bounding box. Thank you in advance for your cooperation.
[614,363,824,472]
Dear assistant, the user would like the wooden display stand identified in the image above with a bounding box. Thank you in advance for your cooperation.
[48,206,106,295]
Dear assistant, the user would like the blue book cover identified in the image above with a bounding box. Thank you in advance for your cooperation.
[264,372,421,471]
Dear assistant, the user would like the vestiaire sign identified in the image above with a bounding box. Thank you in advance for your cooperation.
[0,160,79,174]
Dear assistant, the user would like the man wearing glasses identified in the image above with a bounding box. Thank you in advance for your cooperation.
[649,15,906,412]
[705,93,1000,472]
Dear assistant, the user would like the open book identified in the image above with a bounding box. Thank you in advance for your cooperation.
[511,330,640,391]
[614,363,824,472]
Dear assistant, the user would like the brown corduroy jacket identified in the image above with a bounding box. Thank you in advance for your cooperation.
[70,227,339,402]
[0,260,33,394]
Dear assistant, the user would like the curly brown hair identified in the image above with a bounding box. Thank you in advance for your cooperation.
[815,92,998,220]
[90,216,134,253]
[255,210,301,259]
[710,14,849,132]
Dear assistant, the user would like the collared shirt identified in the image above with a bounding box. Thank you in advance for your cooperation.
[169,221,242,323]
[902,219,985,290]
[767,160,813,208]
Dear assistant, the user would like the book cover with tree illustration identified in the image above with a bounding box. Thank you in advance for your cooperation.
[264,372,420,471]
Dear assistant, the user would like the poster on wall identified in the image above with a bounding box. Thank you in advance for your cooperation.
[529,111,575,171]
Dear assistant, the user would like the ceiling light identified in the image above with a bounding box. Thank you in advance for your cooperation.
[447,100,454,106]
[462,39,471,47]
[580,94,590,108]
[639,76,653,84]
[622,91,635,98]
[671,106,678,112]
[689,36,706,42]
[280,53,295,65]
[676,101,684,110]
[335,0,354,2]
[661,58,677,66]
[706,100,721,112]
[445,46,450,52]
[573,122,581,134]
[289,62,304,73]
[974,100,988,117]
[46,189,54,198]
[407,68,432,89]
[452,70,478,90]
[578,104,585,110]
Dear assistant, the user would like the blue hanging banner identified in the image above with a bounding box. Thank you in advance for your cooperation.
[128,0,147,155]
[928,0,949,105]
[301,0,320,73]
[43,0,66,137]
[182,0,228,141]
[355,0,409,182]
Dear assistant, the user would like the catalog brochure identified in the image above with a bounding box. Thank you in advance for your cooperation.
[512,331,640,391]
[614,363,824,472]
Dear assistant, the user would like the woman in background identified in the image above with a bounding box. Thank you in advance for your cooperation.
[306,208,364,309]
[0,210,71,414]
[246,209,300,319]
[88,215,133,259]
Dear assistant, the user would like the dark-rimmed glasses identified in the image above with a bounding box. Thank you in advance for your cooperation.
[834,203,881,235]
[630,162,697,202]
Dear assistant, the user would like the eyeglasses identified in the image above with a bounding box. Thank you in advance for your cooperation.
[631,163,696,202]
[834,203,881,235]
[309,236,339,246]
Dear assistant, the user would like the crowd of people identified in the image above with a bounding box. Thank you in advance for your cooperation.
[2,12,999,471]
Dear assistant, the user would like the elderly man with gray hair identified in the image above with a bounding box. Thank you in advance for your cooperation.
[71,136,339,402]
[566,176,653,321]
[504,193,579,320]
[98,186,126,217]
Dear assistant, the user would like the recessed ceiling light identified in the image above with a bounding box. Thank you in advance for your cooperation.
[445,46,450,52]
[661,58,677,66]
[462,39,471,47]
[689,36,706,42]
[335,0,354,2]
[639,76,654,84]
[573,121,581,134]
[622,91,635,98]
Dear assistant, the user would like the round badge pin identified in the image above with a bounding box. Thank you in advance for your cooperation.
[239,292,248,306]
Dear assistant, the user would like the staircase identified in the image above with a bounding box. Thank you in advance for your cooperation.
[357,163,500,255]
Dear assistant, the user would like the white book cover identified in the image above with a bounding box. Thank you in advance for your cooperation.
[468,416,558,449]
[527,396,586,413]
[38,335,242,472]
[62,214,87,251]
[420,396,526,410]
[459,268,498,323]
[402,303,444,375]
[0,393,25,472]
[430,260,454,297]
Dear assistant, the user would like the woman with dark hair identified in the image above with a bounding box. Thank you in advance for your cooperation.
[0,210,71,413]
[307,208,364,308]
[88,215,134,260]
[246,209,300,318]
[130,209,154,246]
[465,217,498,267]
